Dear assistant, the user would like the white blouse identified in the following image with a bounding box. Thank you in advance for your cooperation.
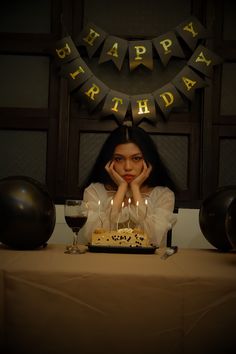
[79,182,177,247]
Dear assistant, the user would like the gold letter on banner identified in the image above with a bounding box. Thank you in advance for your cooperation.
[70,66,85,80]
[56,43,71,59]
[131,94,156,125]
[172,66,207,101]
[152,31,185,66]
[129,40,153,70]
[159,39,172,54]
[195,51,212,66]
[159,92,174,107]
[137,100,150,114]
[182,77,197,91]
[83,28,100,46]
[52,36,79,65]
[77,23,107,58]
[107,43,119,58]
[188,44,223,77]
[111,97,123,112]
[102,90,130,122]
[85,84,100,100]
[183,22,198,38]
[175,16,208,51]
[60,57,93,92]
[99,35,128,70]
[134,46,147,60]
[153,83,183,118]
[75,76,109,112]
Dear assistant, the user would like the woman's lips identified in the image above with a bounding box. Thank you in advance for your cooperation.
[123,175,134,182]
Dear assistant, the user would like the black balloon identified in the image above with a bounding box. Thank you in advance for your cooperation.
[226,198,236,249]
[199,186,236,251]
[0,176,56,249]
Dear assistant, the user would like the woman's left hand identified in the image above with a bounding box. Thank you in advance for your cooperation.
[130,161,152,189]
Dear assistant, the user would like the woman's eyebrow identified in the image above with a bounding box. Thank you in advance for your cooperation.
[113,153,123,157]
[113,153,143,157]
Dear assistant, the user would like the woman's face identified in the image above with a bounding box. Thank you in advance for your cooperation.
[112,143,144,183]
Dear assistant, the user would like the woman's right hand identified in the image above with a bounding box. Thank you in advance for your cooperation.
[105,161,128,187]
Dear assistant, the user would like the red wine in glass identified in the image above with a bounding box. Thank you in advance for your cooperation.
[65,216,87,232]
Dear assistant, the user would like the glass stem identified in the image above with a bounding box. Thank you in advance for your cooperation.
[73,231,79,246]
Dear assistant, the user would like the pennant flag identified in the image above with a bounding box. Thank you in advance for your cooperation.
[130,94,156,125]
[60,57,93,92]
[76,22,107,58]
[99,36,128,70]
[175,16,208,51]
[172,66,208,101]
[74,76,109,111]
[51,36,80,65]
[102,90,130,124]
[129,40,153,71]
[152,31,185,66]
[152,83,183,117]
[188,44,223,78]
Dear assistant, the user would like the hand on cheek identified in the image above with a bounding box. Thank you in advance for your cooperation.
[105,161,127,187]
[131,161,152,187]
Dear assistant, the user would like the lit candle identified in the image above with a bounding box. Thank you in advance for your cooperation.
[136,200,140,229]
[144,199,148,219]
[136,200,139,218]
[121,201,125,215]
[118,201,124,230]
[109,199,113,231]
[98,200,103,228]
[128,197,131,210]
[128,197,131,228]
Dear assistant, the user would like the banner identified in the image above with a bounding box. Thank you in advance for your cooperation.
[130,94,156,125]
[50,16,223,125]
[61,57,93,92]
[172,66,208,101]
[152,83,183,118]
[102,90,130,124]
[74,76,109,112]
[175,16,209,51]
[129,40,153,71]
[188,44,223,77]
[99,36,128,70]
[76,23,107,58]
[152,31,185,66]
[52,36,80,65]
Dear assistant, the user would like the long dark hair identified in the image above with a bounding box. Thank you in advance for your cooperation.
[83,125,176,191]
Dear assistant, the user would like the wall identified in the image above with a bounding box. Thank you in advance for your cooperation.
[49,205,214,249]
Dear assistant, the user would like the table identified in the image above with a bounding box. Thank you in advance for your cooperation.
[0,244,236,354]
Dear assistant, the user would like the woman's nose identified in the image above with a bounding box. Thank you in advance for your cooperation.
[124,159,132,170]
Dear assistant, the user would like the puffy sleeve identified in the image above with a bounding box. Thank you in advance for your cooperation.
[134,187,177,247]
[78,183,114,244]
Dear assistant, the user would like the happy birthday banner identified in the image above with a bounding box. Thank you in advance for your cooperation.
[50,16,223,125]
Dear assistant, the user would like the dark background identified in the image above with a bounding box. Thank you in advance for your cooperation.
[0,0,236,208]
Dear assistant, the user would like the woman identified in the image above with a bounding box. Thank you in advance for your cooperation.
[79,124,177,247]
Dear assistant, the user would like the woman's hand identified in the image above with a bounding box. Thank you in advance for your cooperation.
[105,161,128,187]
[130,161,152,189]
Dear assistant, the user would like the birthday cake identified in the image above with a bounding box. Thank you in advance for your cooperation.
[91,228,150,248]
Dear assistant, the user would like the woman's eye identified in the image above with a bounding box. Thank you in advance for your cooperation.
[114,157,123,162]
[133,156,143,162]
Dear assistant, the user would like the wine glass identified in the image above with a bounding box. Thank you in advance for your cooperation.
[64,199,88,254]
